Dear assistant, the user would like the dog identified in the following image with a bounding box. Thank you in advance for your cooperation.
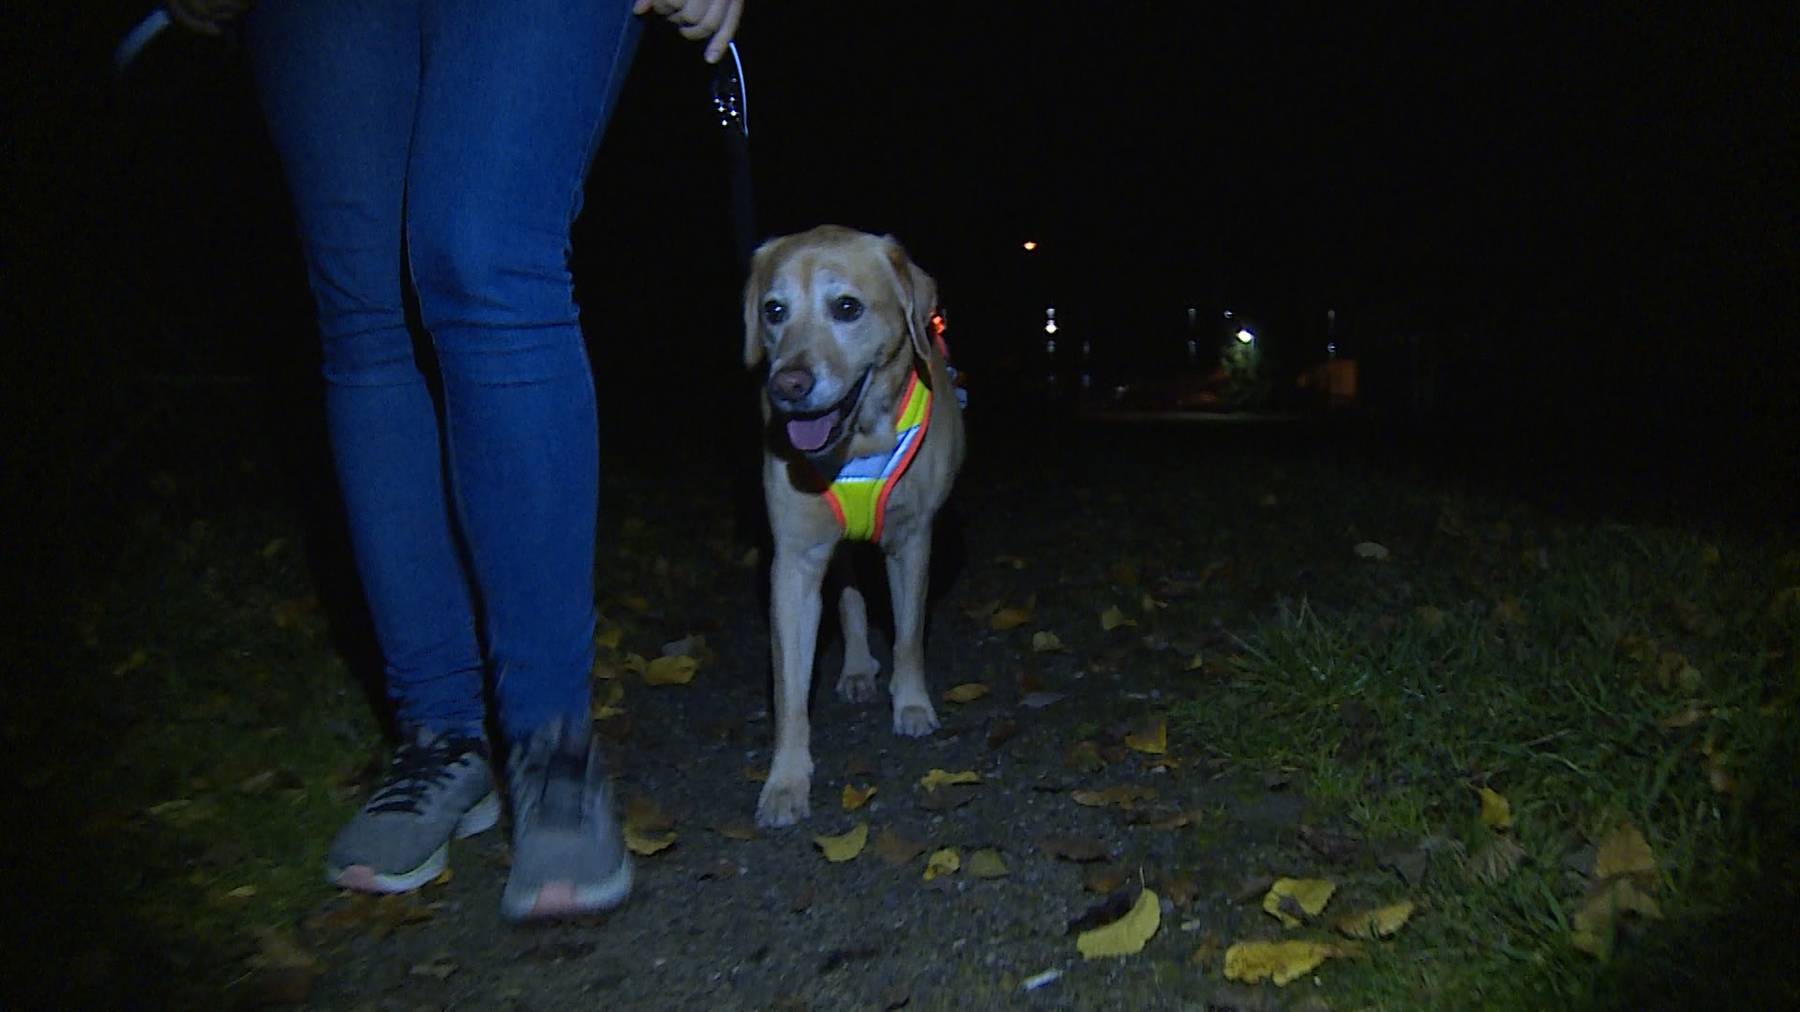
[742,226,966,827]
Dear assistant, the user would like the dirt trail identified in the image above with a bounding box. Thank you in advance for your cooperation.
[301,420,1333,1011]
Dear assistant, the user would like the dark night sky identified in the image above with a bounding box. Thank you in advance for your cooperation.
[9,2,1797,468]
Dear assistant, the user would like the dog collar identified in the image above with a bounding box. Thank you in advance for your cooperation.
[824,368,932,543]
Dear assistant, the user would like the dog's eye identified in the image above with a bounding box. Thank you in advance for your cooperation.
[830,296,864,322]
[762,300,787,325]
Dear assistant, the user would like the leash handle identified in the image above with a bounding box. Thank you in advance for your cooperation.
[711,41,756,270]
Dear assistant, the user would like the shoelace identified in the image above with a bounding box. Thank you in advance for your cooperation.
[367,731,484,816]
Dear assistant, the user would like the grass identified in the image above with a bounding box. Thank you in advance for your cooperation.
[1165,469,1800,1009]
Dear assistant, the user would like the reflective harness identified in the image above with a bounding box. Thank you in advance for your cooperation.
[824,369,933,543]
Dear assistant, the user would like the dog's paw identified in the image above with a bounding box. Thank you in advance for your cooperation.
[755,777,811,828]
[836,670,879,703]
[892,700,940,737]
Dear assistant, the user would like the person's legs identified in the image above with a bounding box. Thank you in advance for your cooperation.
[250,0,496,894]
[405,0,640,745]
[248,0,486,735]
[404,0,641,918]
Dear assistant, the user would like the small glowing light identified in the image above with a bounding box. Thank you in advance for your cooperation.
[1236,328,1255,344]
[1022,240,1038,251]
[1045,321,1058,334]
[1046,307,1056,318]
[1223,309,1234,319]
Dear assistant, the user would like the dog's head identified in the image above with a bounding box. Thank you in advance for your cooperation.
[742,226,937,465]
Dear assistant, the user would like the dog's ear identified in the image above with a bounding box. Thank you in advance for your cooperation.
[882,236,938,363]
[742,238,777,368]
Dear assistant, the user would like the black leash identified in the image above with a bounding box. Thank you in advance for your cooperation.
[710,42,756,272]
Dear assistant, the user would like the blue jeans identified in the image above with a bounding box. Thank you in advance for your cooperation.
[248,0,640,742]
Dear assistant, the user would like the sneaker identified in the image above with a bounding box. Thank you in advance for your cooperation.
[324,726,500,893]
[500,719,633,921]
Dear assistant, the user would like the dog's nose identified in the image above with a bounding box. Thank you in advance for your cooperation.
[768,367,815,405]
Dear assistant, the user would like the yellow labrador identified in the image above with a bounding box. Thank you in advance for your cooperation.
[742,226,965,827]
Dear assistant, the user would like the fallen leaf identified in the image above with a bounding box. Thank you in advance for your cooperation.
[919,784,981,811]
[1466,834,1525,886]
[923,848,960,881]
[990,605,1034,631]
[986,719,1019,748]
[968,849,1010,878]
[1031,631,1066,653]
[943,682,991,704]
[625,825,676,856]
[1041,835,1111,863]
[919,769,981,790]
[1263,878,1337,927]
[1124,718,1167,755]
[619,653,648,674]
[1334,899,1416,939]
[712,821,758,841]
[642,655,697,686]
[744,766,768,782]
[1065,740,1107,772]
[1070,784,1158,809]
[409,957,458,980]
[813,822,869,863]
[1223,940,1354,986]
[841,784,877,811]
[1077,888,1161,959]
[874,827,926,866]
[1185,654,1206,671]
[1571,877,1664,958]
[1353,541,1390,561]
[1160,874,1200,908]
[594,623,623,651]
[1298,823,1365,865]
[1141,592,1168,612]
[1478,787,1513,831]
[1100,605,1137,631]
[1068,889,1140,934]
[1083,865,1130,894]
[1594,822,1656,879]
[590,681,626,720]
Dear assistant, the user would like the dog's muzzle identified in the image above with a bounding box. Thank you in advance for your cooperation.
[773,368,871,462]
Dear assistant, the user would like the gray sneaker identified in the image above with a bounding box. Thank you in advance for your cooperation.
[325,726,500,893]
[500,719,633,921]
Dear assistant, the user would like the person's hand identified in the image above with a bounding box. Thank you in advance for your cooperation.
[632,0,743,64]
[165,0,251,36]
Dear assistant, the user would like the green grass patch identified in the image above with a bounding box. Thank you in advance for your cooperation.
[1169,482,1800,1009]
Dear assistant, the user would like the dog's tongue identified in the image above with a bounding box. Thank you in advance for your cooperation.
[786,411,839,452]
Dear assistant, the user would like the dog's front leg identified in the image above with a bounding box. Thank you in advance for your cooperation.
[758,539,833,827]
[883,526,941,737]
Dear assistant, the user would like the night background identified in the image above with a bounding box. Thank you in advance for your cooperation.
[5,2,1798,1008]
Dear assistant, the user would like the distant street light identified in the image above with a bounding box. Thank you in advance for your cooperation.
[1022,240,1038,252]
[1236,328,1255,344]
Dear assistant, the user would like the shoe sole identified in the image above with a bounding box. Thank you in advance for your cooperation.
[325,790,501,894]
[500,855,634,922]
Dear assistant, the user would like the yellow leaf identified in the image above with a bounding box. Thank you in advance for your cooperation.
[1071,784,1158,809]
[1353,541,1390,561]
[1262,878,1337,927]
[1141,593,1167,612]
[1031,631,1066,653]
[942,683,991,704]
[743,767,768,782]
[595,624,623,650]
[1594,822,1656,879]
[1571,878,1663,958]
[113,648,150,676]
[620,653,648,674]
[1185,654,1205,671]
[1076,888,1161,959]
[989,606,1034,631]
[225,884,258,899]
[841,784,877,811]
[813,821,869,863]
[1479,787,1513,831]
[590,681,626,720]
[923,848,960,881]
[967,848,1009,878]
[1224,939,1353,986]
[625,825,676,856]
[259,537,287,559]
[1334,899,1415,939]
[919,769,981,790]
[1125,718,1167,755]
[642,655,697,686]
[1100,605,1137,631]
